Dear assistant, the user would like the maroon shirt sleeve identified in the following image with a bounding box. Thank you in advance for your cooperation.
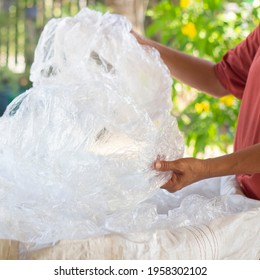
[214,24,260,99]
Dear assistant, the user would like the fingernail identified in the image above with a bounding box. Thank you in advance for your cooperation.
[155,161,161,170]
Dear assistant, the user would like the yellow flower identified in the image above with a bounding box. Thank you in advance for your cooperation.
[202,101,210,112]
[220,95,235,107]
[195,103,203,113]
[180,0,192,9]
[195,101,210,113]
[181,22,197,39]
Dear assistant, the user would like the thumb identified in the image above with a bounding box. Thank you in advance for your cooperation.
[154,160,175,171]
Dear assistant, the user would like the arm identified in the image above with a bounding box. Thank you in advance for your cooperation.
[155,143,260,192]
[132,31,229,98]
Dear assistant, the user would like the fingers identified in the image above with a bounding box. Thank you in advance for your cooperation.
[130,30,139,39]
[161,177,182,193]
[154,160,184,192]
[154,160,174,172]
[161,176,177,192]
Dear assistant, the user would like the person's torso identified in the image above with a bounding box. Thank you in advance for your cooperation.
[235,45,260,199]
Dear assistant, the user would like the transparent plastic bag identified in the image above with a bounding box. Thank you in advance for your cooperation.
[0,8,184,243]
[1,9,257,247]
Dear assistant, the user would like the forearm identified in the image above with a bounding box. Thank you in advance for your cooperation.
[204,143,260,179]
[135,34,228,98]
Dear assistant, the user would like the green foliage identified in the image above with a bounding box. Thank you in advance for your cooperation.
[146,0,260,156]
[89,2,109,13]
[0,67,20,96]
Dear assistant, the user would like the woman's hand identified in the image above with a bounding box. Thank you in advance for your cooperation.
[154,158,209,192]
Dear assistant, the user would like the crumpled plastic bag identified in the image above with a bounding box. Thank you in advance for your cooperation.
[1,8,259,247]
[0,8,184,243]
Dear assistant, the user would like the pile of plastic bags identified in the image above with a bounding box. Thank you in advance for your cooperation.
[1,8,258,246]
[0,8,184,243]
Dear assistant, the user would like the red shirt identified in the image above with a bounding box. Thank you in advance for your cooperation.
[214,24,260,200]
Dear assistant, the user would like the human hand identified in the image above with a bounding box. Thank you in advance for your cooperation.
[130,30,147,45]
[154,158,208,192]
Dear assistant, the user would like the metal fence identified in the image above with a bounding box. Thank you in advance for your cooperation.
[0,0,99,72]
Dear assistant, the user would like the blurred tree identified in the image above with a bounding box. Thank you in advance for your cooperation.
[0,0,12,10]
[105,0,149,34]
[24,3,38,72]
[145,0,260,156]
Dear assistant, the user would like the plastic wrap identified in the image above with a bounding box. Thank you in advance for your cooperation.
[0,8,184,243]
[0,9,259,246]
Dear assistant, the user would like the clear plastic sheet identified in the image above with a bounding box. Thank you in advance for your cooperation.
[0,8,183,243]
[0,9,259,247]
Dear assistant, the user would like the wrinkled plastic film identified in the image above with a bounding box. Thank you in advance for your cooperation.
[0,9,259,247]
[0,8,184,243]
